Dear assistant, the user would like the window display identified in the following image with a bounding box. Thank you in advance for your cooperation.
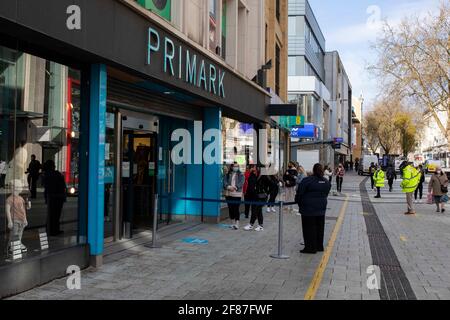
[0,44,85,265]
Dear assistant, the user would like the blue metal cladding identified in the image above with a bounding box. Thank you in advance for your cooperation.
[87,64,106,256]
[202,107,222,217]
[186,121,202,216]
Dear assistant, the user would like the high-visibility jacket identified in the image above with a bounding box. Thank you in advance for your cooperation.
[401,165,421,193]
[374,169,385,188]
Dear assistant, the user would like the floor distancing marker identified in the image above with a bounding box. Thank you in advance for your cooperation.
[304,195,349,300]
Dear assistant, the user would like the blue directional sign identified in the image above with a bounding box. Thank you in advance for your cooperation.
[334,137,344,143]
[182,238,209,245]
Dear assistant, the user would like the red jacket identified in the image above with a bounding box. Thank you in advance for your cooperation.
[243,171,251,194]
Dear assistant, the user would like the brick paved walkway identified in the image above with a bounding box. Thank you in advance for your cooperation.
[8,173,450,300]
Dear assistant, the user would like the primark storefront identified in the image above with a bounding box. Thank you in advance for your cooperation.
[0,0,273,297]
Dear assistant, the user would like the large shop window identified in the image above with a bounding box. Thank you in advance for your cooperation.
[222,117,255,167]
[0,45,85,265]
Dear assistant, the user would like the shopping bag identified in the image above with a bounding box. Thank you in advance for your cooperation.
[441,194,449,203]
[426,193,433,205]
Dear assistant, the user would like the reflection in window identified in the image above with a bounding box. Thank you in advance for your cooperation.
[0,45,84,265]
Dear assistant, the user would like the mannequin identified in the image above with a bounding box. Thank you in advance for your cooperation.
[6,179,29,253]
[5,142,28,188]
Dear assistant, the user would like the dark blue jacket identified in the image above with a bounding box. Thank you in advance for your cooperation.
[296,176,331,216]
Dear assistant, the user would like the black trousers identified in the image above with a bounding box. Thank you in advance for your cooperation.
[376,187,381,197]
[388,178,394,191]
[415,183,423,200]
[47,196,65,236]
[244,194,252,218]
[250,198,265,226]
[370,176,375,189]
[268,189,278,207]
[28,174,39,198]
[226,196,241,221]
[301,215,325,252]
[336,177,343,192]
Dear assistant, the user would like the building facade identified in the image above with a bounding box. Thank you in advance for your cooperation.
[417,110,449,167]
[351,96,363,162]
[0,0,287,297]
[324,51,353,166]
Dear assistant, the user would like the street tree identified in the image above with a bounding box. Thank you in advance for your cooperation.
[363,111,380,154]
[394,113,418,157]
[369,2,450,148]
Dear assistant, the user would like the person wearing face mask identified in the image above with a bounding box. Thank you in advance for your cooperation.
[428,166,449,213]
[283,162,298,212]
[223,162,245,229]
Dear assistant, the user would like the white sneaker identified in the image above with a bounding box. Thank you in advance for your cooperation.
[21,244,27,253]
[271,207,277,213]
[255,226,264,232]
[233,221,240,230]
[244,224,254,231]
[266,207,271,213]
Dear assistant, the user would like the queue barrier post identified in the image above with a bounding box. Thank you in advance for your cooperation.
[146,194,162,249]
[270,201,290,260]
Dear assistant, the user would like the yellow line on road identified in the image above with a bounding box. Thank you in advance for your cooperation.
[400,235,408,242]
[304,195,350,300]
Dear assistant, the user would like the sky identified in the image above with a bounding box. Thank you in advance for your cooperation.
[308,0,442,110]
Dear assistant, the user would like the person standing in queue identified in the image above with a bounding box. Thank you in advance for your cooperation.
[386,164,397,192]
[267,173,280,213]
[244,166,270,232]
[414,165,426,203]
[283,162,298,212]
[428,167,449,213]
[43,160,67,236]
[243,165,252,219]
[223,162,245,230]
[296,163,331,254]
[374,164,385,199]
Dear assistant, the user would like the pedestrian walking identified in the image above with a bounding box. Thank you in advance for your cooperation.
[283,162,298,212]
[244,167,271,232]
[386,164,397,192]
[414,165,425,203]
[324,165,333,184]
[354,159,359,173]
[400,161,421,215]
[374,165,385,198]
[335,163,345,193]
[428,167,449,213]
[296,163,331,254]
[223,162,245,230]
[369,163,376,190]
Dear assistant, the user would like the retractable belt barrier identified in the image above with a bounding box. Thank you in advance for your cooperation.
[153,195,294,259]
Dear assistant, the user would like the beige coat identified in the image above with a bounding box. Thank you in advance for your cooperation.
[428,174,449,196]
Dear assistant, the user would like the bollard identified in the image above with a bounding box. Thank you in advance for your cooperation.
[270,201,290,259]
[146,194,162,249]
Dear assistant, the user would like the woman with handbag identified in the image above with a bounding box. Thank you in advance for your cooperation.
[428,167,449,213]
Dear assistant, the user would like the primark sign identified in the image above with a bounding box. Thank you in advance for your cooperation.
[147,27,226,98]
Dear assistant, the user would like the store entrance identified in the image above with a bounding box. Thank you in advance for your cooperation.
[121,130,158,238]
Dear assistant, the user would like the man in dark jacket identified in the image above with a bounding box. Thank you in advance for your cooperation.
[296,163,331,254]
[386,164,397,192]
[26,154,41,198]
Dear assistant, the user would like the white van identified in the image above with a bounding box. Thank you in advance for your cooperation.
[358,155,379,176]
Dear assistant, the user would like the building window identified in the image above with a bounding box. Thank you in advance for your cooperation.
[209,0,218,53]
[136,0,172,21]
[0,44,85,266]
[276,0,281,22]
[221,1,227,59]
[275,44,281,96]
